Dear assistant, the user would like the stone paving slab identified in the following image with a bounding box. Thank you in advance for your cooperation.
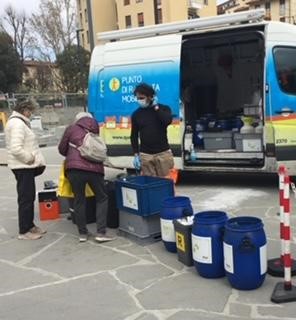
[0,273,141,320]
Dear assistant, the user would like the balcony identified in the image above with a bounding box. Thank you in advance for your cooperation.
[188,0,203,9]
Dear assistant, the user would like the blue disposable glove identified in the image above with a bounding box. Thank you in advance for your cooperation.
[133,154,141,170]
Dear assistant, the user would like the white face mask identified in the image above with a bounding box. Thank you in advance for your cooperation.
[137,98,149,108]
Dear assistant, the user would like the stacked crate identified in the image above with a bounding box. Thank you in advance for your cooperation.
[115,176,174,244]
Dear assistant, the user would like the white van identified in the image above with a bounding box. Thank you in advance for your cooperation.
[88,9,296,175]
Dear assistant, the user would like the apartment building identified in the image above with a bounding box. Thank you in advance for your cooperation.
[76,0,216,51]
[217,0,296,24]
[116,0,217,29]
[77,0,118,52]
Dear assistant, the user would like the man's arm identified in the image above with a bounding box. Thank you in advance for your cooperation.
[154,104,173,126]
[130,114,140,154]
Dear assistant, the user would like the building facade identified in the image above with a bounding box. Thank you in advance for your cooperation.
[77,0,216,51]
[217,0,296,24]
[22,60,60,92]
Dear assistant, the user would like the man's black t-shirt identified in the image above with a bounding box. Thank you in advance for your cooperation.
[130,103,172,154]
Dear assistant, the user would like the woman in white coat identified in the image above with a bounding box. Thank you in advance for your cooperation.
[5,100,46,240]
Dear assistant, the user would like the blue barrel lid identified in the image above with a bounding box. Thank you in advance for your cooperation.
[194,211,228,224]
[225,216,263,232]
[162,196,191,208]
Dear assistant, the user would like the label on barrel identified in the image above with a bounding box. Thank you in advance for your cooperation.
[192,234,212,264]
[260,245,267,275]
[223,243,234,273]
[160,219,175,242]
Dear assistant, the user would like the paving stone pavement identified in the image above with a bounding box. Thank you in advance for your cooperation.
[0,155,296,320]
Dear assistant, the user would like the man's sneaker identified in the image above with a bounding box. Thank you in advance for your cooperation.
[18,232,42,240]
[79,234,88,242]
[30,226,47,234]
[95,233,116,243]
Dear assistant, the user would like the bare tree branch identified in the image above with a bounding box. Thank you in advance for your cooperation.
[2,5,33,62]
[30,0,76,59]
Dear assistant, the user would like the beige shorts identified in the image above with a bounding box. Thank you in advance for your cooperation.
[140,149,174,177]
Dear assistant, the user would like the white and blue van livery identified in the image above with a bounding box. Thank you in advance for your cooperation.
[88,9,296,175]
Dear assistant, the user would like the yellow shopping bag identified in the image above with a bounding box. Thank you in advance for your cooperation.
[57,162,94,198]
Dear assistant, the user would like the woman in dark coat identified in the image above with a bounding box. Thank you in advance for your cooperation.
[58,112,114,243]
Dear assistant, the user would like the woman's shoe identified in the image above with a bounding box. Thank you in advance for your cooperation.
[95,233,116,243]
[30,226,47,234]
[18,232,42,240]
[79,234,88,242]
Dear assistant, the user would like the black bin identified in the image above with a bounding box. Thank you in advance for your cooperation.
[173,217,194,267]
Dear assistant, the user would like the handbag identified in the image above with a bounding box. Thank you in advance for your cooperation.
[57,162,94,198]
[69,132,107,163]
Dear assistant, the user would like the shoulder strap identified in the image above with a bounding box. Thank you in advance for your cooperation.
[9,116,31,128]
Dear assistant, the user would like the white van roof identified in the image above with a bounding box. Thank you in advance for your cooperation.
[97,9,265,42]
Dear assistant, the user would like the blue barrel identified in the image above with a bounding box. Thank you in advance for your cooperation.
[192,211,228,278]
[193,120,204,148]
[232,117,244,131]
[160,196,193,253]
[223,216,267,290]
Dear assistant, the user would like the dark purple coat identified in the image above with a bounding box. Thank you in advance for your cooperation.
[58,117,104,174]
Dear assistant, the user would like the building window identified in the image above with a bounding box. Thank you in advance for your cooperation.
[78,0,81,10]
[86,30,89,44]
[124,0,130,5]
[204,0,208,5]
[138,12,144,27]
[136,0,143,3]
[125,15,132,28]
[84,8,88,23]
[273,46,296,95]
[82,33,85,47]
[156,8,162,24]
[279,0,285,16]
[157,0,162,5]
[80,13,83,26]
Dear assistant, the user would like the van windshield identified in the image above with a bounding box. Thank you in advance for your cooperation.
[273,46,296,95]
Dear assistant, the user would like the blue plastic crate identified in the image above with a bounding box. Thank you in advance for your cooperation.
[115,176,174,216]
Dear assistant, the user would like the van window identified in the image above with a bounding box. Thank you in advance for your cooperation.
[273,46,296,95]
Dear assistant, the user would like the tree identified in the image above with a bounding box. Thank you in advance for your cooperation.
[1,5,33,63]
[56,45,90,92]
[30,0,76,60]
[0,31,22,92]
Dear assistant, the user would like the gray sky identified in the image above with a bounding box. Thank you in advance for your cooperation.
[0,0,40,16]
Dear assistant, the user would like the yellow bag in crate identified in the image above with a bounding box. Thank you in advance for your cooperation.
[57,162,94,198]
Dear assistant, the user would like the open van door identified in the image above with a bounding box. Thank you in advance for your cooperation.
[266,44,296,174]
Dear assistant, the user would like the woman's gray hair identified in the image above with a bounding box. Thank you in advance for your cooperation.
[14,100,36,114]
[75,112,93,121]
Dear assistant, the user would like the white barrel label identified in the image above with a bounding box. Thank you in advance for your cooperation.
[260,244,267,275]
[160,218,175,242]
[192,234,212,264]
[223,242,234,273]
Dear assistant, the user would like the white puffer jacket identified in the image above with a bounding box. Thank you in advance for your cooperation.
[5,111,46,169]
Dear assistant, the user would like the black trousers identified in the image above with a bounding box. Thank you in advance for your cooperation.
[12,168,36,234]
[67,169,108,235]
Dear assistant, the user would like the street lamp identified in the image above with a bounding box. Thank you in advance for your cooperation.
[76,28,86,111]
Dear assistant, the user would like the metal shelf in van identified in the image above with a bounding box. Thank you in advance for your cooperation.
[192,151,264,159]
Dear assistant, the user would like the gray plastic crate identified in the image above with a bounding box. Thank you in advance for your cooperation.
[203,131,233,150]
[119,210,161,239]
[234,133,262,152]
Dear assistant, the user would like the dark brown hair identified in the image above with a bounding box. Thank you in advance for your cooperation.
[14,100,35,114]
[134,83,155,98]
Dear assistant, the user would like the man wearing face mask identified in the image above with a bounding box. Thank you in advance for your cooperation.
[130,83,174,178]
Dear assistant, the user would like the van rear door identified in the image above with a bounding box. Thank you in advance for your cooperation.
[266,25,296,174]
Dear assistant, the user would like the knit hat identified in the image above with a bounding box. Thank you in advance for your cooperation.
[75,112,93,121]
